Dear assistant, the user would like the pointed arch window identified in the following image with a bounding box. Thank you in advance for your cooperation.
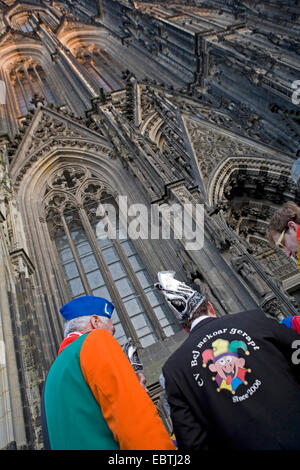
[10,70,28,115]
[12,10,58,31]
[44,165,179,348]
[76,46,124,93]
[9,60,56,117]
[11,12,34,32]
[20,23,33,33]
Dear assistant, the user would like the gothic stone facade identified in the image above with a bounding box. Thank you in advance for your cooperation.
[0,0,299,449]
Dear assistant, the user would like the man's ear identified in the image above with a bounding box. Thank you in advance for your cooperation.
[287,220,298,231]
[90,315,99,329]
[207,301,216,317]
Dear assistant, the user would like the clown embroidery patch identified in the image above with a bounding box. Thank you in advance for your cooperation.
[190,328,262,402]
[202,339,250,394]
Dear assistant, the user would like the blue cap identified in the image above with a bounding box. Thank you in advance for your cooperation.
[60,296,114,322]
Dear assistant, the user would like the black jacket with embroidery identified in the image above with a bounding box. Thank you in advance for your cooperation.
[162,309,300,450]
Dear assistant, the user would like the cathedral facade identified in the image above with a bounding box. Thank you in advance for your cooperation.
[0,0,299,449]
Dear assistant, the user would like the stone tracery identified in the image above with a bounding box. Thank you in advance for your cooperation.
[42,163,179,352]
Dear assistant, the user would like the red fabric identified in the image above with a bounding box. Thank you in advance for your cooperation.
[57,332,82,355]
[292,316,300,334]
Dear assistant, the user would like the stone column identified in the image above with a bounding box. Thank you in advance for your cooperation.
[0,136,27,449]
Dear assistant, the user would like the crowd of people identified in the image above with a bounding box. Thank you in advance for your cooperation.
[41,201,300,450]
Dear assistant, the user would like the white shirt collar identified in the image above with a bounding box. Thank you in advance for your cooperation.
[65,331,83,339]
[190,315,211,331]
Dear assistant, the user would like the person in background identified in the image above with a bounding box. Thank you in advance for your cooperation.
[280,315,300,333]
[41,295,176,451]
[156,271,300,450]
[267,201,300,264]
[267,200,300,332]
[122,337,149,393]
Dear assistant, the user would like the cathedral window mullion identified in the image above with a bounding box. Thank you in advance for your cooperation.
[23,66,35,97]
[50,235,72,310]
[32,65,48,100]
[88,60,113,92]
[16,71,29,112]
[19,69,34,109]
[60,214,92,296]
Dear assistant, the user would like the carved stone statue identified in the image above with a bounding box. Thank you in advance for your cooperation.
[260,298,285,321]
[230,248,267,297]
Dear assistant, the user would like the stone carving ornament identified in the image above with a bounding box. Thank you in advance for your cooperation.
[26,113,83,158]
[230,247,268,298]
[186,120,263,186]
[43,165,112,237]
[261,298,285,320]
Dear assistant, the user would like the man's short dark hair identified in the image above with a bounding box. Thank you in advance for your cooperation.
[185,299,209,330]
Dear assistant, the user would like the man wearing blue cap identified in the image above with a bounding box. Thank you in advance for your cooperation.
[41,295,175,450]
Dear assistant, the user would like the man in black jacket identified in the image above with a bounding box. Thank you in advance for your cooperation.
[156,271,300,450]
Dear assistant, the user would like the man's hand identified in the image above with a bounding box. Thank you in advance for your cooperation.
[138,372,149,393]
